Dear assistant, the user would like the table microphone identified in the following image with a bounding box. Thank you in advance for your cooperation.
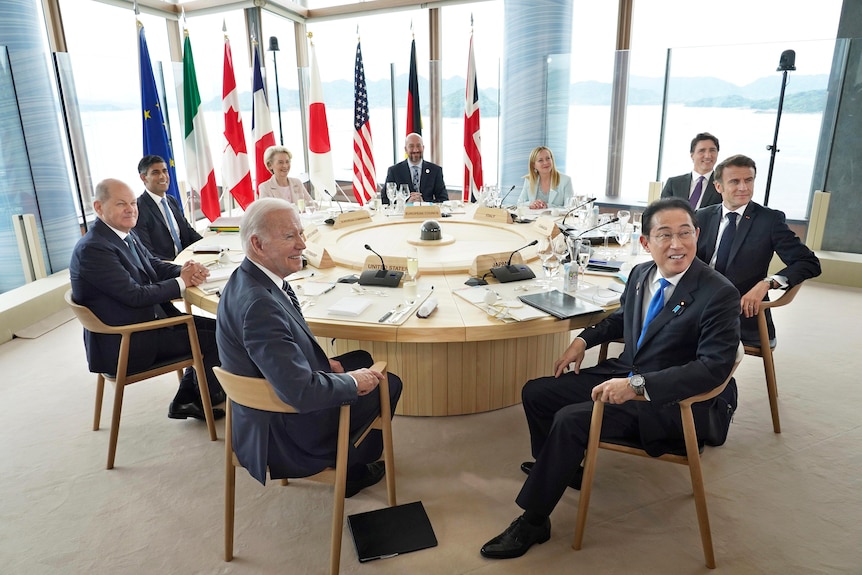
[358,244,404,287]
[500,185,517,207]
[560,197,597,226]
[490,239,538,283]
[323,189,343,225]
[562,216,619,240]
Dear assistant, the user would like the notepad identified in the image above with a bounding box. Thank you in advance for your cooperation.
[327,297,371,317]
[518,289,604,319]
[348,501,437,562]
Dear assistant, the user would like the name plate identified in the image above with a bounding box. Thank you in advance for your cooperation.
[303,242,334,269]
[404,205,442,218]
[473,206,512,223]
[363,254,408,274]
[534,216,561,237]
[304,223,321,243]
[469,251,526,278]
[332,210,372,229]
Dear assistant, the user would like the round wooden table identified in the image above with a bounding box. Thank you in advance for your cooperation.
[183,205,619,416]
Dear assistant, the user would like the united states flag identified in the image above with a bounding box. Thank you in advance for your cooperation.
[352,41,375,205]
[463,32,483,202]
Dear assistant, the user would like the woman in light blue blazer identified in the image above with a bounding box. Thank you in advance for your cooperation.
[517,146,573,209]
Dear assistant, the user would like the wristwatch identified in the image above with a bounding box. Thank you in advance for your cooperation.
[629,374,646,396]
[763,278,778,290]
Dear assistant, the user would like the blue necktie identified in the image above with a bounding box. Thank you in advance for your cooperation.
[714,212,738,275]
[123,235,144,269]
[282,280,303,316]
[690,175,705,208]
[161,197,183,255]
[637,278,670,349]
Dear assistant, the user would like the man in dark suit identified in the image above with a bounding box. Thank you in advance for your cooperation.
[696,154,821,346]
[215,198,403,496]
[70,178,224,422]
[133,155,203,260]
[384,132,447,203]
[481,198,740,559]
[661,132,722,209]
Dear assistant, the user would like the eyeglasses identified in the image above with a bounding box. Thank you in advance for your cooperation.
[649,230,696,245]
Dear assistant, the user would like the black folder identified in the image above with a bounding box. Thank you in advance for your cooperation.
[347,501,437,562]
[518,289,604,319]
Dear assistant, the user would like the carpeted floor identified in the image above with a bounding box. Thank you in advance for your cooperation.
[1,281,860,574]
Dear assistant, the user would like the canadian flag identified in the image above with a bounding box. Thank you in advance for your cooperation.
[222,32,253,209]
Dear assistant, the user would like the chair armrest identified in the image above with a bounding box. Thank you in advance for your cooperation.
[760,282,802,311]
[105,314,196,337]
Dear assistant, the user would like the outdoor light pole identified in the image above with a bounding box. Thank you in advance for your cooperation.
[268,36,284,145]
[764,49,796,207]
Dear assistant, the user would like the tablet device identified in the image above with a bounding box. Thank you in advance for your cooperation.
[518,289,604,319]
[347,501,437,562]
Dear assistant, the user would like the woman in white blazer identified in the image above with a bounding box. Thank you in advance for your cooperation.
[516,146,573,209]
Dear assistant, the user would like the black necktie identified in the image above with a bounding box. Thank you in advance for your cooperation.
[123,235,144,269]
[282,280,303,315]
[714,212,738,275]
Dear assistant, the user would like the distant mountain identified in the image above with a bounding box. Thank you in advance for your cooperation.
[85,72,830,116]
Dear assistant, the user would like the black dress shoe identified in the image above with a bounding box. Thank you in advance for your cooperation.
[480,515,551,559]
[168,401,225,421]
[344,461,386,498]
[208,388,227,406]
[520,461,583,490]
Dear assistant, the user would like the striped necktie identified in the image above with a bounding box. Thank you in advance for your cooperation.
[282,280,303,315]
[411,165,420,193]
[690,175,705,208]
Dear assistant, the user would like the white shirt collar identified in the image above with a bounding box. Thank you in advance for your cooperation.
[249,259,287,290]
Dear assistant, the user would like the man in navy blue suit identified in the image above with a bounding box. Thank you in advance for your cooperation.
[481,198,740,559]
[661,132,723,209]
[696,154,820,346]
[384,133,448,204]
[70,178,224,422]
[133,155,203,260]
[215,198,402,496]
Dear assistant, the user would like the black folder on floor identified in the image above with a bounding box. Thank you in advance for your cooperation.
[347,501,437,562]
[518,289,604,319]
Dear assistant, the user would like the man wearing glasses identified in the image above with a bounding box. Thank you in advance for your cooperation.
[480,197,740,560]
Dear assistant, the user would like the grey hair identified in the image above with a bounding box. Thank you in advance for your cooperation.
[240,197,297,253]
[94,178,128,204]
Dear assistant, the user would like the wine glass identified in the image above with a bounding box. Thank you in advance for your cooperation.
[536,237,557,289]
[615,209,631,252]
[597,213,614,259]
[385,182,397,212]
[296,197,306,215]
[398,184,411,204]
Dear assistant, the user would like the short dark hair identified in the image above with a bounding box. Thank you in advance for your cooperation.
[642,197,698,238]
[714,154,757,183]
[137,155,166,175]
[690,132,719,154]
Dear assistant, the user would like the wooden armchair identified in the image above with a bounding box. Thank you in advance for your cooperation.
[573,344,744,569]
[213,362,396,574]
[65,290,217,469]
[743,282,803,433]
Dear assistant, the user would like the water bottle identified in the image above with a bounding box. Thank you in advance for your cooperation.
[631,224,641,255]
[590,204,599,228]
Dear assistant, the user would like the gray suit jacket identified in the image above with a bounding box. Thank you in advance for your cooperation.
[216,259,362,483]
[661,173,721,208]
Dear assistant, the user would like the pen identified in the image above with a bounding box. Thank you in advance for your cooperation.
[378,311,393,323]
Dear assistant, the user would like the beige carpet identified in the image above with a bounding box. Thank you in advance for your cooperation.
[1,281,860,574]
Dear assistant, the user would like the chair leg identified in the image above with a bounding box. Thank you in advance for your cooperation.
[573,402,605,550]
[224,402,235,562]
[379,377,397,507]
[762,348,781,433]
[680,405,716,569]
[93,374,105,431]
[106,379,125,470]
[187,324,217,441]
[329,406,351,575]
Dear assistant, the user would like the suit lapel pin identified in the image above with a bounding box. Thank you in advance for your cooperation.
[425,168,430,174]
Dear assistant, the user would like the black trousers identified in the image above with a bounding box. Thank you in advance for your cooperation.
[515,366,639,517]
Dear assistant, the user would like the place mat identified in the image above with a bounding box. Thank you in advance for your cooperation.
[300,283,432,325]
[452,285,550,322]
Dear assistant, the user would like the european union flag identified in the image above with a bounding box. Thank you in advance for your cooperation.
[138,23,183,210]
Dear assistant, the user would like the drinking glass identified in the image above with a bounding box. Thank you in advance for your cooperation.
[296,198,306,214]
[385,183,397,212]
[615,209,631,252]
[566,236,592,289]
[406,247,419,281]
[597,213,614,259]
[536,237,556,288]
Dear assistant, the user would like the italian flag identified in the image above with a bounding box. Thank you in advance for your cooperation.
[182,31,219,221]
